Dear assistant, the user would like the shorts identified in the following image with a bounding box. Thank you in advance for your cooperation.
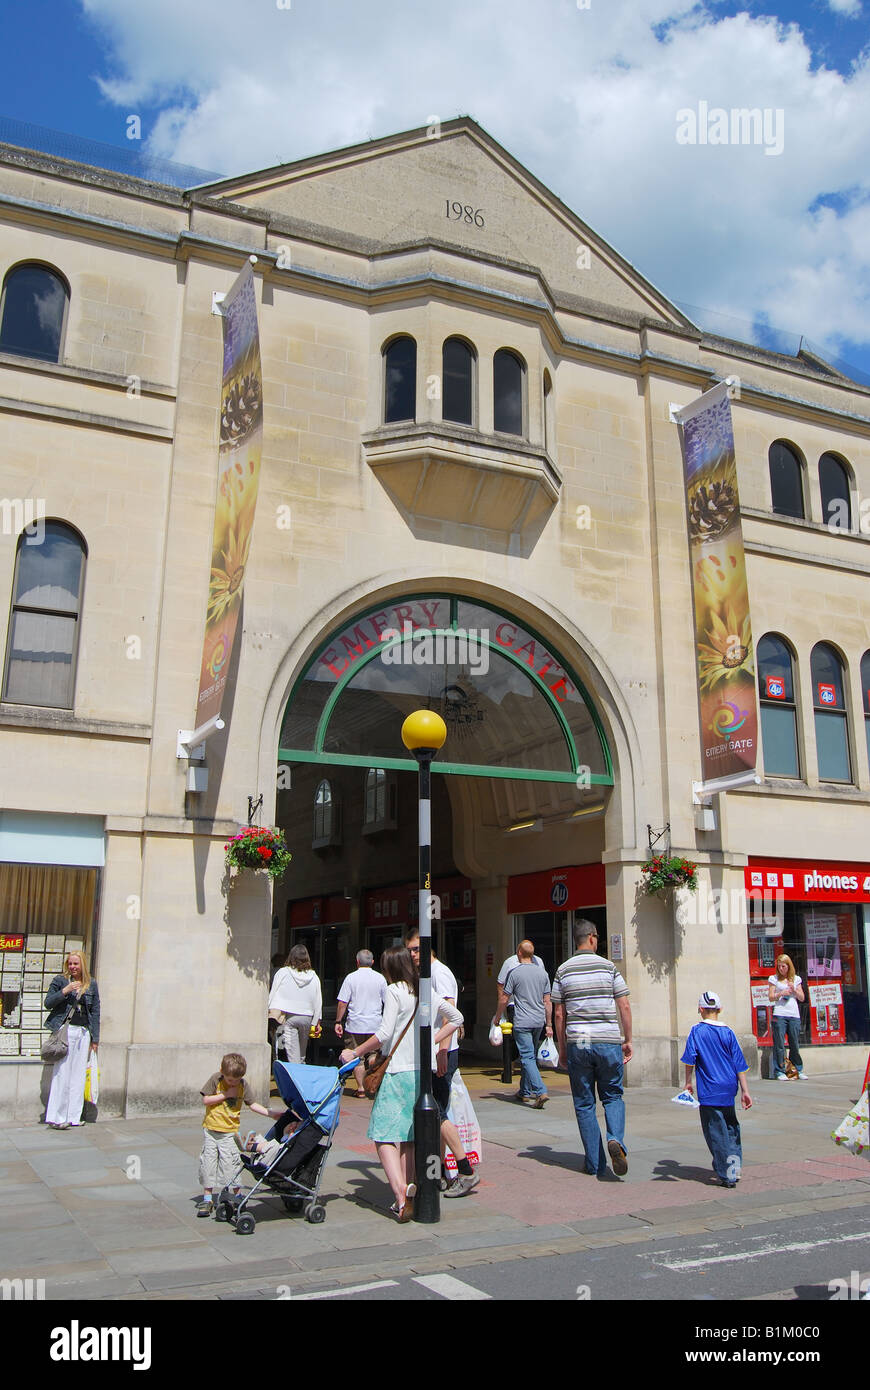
[199,1129,241,1191]
[346,1032,378,1069]
[432,1049,459,1115]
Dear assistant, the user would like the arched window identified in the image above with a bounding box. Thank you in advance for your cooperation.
[493,348,525,436]
[313,779,333,843]
[811,642,850,782]
[0,263,69,363]
[3,521,86,708]
[819,453,851,532]
[757,634,800,777]
[856,650,861,772]
[442,337,474,426]
[383,336,416,423]
[768,441,805,519]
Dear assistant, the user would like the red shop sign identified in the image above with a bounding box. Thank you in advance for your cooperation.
[746,857,870,903]
[0,934,24,951]
[507,863,605,914]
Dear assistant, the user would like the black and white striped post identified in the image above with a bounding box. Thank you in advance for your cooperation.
[401,709,447,1224]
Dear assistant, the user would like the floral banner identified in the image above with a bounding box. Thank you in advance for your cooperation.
[195,262,263,729]
[678,381,757,782]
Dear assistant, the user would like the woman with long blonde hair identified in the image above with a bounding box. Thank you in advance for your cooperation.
[767,953,806,1080]
[44,949,101,1128]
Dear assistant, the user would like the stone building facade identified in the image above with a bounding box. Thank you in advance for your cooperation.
[0,119,868,1119]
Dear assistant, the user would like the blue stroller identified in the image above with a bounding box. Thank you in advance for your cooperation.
[216,1058,357,1235]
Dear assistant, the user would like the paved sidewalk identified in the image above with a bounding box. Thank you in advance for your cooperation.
[1,1066,867,1300]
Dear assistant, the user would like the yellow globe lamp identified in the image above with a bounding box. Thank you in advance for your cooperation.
[401,709,447,755]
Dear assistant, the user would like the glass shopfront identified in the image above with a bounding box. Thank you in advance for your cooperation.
[746,858,870,1048]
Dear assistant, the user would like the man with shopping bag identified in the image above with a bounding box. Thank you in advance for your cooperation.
[495,939,553,1108]
[406,931,480,1198]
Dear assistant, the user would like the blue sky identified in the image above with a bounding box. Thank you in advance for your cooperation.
[3,0,870,380]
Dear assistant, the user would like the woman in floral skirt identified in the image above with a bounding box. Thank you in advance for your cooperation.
[341,946,462,1221]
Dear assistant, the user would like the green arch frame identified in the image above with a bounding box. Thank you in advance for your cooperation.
[278,593,614,786]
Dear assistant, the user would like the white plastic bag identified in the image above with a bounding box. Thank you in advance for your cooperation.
[489,1017,505,1048]
[671,1088,699,1108]
[831,1087,869,1159]
[84,1058,100,1104]
[536,1034,559,1069]
[445,1071,483,1172]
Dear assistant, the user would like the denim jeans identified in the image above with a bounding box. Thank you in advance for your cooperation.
[566,1042,625,1175]
[699,1105,742,1183]
[514,1027,545,1097]
[771,1016,803,1074]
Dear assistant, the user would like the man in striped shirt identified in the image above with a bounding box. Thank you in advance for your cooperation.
[552,919,632,1179]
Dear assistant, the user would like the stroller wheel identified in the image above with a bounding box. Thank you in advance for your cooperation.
[235,1212,256,1235]
[215,1201,233,1223]
[281,1195,304,1213]
[305,1203,326,1225]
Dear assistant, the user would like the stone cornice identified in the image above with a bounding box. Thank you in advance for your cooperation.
[0,707,151,739]
[0,350,174,399]
[0,393,173,440]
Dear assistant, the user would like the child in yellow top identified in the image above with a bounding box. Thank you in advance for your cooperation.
[197,1051,283,1216]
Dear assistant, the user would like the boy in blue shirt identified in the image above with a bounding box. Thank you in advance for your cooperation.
[681,991,753,1188]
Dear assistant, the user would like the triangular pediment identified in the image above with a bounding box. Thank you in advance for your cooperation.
[197,120,685,325]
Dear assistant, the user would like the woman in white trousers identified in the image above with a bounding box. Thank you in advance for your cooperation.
[44,951,100,1129]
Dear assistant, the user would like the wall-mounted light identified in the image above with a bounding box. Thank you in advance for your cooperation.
[505,818,543,834]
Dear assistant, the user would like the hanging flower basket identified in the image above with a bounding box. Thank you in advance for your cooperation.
[641,855,698,897]
[224,826,292,882]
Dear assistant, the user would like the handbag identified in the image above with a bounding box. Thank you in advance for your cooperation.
[362,1000,418,1099]
[40,1000,76,1063]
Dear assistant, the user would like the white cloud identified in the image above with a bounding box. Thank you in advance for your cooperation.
[825,0,861,17]
[79,0,870,360]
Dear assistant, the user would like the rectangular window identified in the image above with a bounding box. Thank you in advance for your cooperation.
[815,711,851,782]
[760,704,799,777]
[0,864,99,1056]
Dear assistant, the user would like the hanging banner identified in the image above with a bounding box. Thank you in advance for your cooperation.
[194,262,263,730]
[676,382,757,782]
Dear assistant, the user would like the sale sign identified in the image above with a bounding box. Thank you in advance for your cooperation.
[0,935,24,951]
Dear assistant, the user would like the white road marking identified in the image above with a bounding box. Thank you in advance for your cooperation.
[290,1280,398,1299]
[658,1229,870,1272]
[413,1273,493,1300]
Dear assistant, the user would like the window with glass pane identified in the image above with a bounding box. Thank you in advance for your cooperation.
[757,634,799,777]
[365,769,386,823]
[819,453,851,531]
[0,264,68,363]
[856,650,861,772]
[768,441,805,519]
[313,780,333,841]
[493,349,524,436]
[3,522,85,707]
[442,338,474,425]
[384,337,416,423]
[811,642,851,782]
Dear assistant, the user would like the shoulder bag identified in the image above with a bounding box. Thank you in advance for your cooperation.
[362,999,419,1100]
[40,1000,77,1063]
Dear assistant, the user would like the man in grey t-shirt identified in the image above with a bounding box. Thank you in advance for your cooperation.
[495,939,553,1108]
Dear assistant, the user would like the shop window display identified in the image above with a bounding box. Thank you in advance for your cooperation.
[0,863,98,1056]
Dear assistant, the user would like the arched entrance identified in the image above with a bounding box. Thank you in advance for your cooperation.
[273,592,615,1045]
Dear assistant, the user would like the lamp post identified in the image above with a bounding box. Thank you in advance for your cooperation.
[401,708,447,1224]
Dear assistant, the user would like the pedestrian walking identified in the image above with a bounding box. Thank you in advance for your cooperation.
[339,946,463,1221]
[552,919,632,1178]
[335,949,387,1097]
[681,990,752,1188]
[405,931,480,1198]
[495,939,553,1107]
[768,955,807,1080]
[268,944,322,1063]
[44,951,100,1130]
[497,942,544,987]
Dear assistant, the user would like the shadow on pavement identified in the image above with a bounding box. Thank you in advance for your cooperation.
[651,1157,719,1184]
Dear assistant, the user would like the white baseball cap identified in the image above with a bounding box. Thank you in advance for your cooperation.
[698,990,721,1010]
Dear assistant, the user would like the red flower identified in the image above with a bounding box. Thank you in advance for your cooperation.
[258,847,273,859]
